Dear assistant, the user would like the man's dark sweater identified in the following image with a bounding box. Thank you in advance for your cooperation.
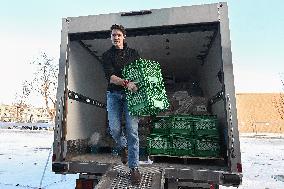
[102,43,140,92]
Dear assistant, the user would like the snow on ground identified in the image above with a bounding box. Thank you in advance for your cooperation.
[221,134,284,189]
[0,130,77,189]
[0,129,283,189]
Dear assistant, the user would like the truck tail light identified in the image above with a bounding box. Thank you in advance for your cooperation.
[76,179,94,189]
[209,182,216,189]
[52,154,56,161]
[237,163,242,172]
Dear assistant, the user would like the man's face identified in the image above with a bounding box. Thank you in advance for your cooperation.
[111,29,125,48]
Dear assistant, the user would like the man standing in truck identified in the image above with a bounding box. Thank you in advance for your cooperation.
[102,24,141,185]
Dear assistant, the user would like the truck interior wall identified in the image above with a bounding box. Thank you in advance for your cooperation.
[197,30,222,98]
[66,41,107,140]
[197,28,227,150]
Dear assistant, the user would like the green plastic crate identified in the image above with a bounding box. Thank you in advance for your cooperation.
[127,97,169,116]
[123,59,163,87]
[147,134,170,155]
[123,59,162,79]
[194,116,219,137]
[170,134,195,156]
[126,87,166,107]
[151,116,171,134]
[122,59,169,116]
[171,115,195,135]
[195,138,221,157]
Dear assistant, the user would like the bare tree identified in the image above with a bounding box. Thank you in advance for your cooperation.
[272,73,284,133]
[273,98,284,120]
[13,80,31,122]
[274,73,284,119]
[29,52,58,121]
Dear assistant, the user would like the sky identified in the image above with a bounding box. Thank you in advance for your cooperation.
[0,0,283,106]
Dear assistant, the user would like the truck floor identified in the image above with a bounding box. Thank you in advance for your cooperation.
[69,153,228,172]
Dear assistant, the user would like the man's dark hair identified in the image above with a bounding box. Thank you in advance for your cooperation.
[111,24,126,36]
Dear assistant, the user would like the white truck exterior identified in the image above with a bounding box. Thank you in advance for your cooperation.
[52,2,242,188]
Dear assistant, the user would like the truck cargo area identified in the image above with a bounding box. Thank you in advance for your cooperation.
[63,22,229,169]
[53,3,242,188]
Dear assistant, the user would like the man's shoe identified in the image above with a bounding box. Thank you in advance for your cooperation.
[130,167,141,185]
[121,148,128,164]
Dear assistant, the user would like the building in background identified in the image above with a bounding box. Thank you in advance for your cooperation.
[0,104,53,123]
[1,93,284,133]
[236,93,284,133]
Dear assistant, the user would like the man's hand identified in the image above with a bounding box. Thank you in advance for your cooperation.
[110,75,138,92]
[126,81,138,92]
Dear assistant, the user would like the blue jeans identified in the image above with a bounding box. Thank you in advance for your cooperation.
[106,90,139,168]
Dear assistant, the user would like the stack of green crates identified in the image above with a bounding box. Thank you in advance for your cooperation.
[122,59,169,116]
[147,114,221,158]
[151,115,197,136]
[147,133,195,156]
[193,115,221,157]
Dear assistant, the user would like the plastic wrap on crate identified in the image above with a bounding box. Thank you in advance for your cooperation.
[122,58,169,116]
[175,96,209,115]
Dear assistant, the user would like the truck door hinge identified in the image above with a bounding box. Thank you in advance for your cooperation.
[227,94,236,159]
[68,90,106,109]
[209,90,224,105]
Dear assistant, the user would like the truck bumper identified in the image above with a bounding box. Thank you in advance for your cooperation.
[164,167,242,187]
[52,161,110,174]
